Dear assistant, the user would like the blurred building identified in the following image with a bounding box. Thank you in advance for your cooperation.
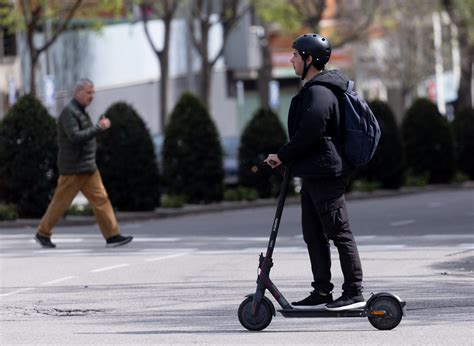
[1,0,466,134]
[0,18,22,118]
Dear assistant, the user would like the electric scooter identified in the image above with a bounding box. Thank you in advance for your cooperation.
[238,164,406,331]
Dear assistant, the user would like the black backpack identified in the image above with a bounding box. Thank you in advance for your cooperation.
[315,80,381,166]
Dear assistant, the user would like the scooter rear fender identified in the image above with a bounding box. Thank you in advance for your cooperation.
[366,292,406,316]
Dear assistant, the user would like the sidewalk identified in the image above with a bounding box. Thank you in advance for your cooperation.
[1,181,473,229]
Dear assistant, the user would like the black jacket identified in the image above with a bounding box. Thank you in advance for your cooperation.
[57,99,103,175]
[277,69,352,178]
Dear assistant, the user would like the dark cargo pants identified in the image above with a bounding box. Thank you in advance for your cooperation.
[301,176,363,295]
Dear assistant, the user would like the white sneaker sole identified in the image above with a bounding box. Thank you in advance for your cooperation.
[325,301,366,311]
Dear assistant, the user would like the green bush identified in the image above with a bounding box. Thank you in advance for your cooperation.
[66,204,94,216]
[223,187,259,201]
[238,108,287,198]
[223,189,241,201]
[162,93,224,203]
[0,95,58,218]
[356,101,405,189]
[0,204,18,221]
[452,108,474,179]
[238,187,258,201]
[405,172,429,187]
[351,179,382,192]
[402,98,455,184]
[160,194,186,208]
[96,102,160,211]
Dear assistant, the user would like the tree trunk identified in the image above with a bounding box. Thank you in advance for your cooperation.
[159,17,172,132]
[201,63,211,108]
[200,27,211,108]
[257,34,272,110]
[442,0,473,112]
[454,32,473,112]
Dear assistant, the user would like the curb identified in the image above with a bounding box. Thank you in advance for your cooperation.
[1,182,473,229]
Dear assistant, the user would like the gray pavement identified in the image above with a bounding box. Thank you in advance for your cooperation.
[0,188,473,344]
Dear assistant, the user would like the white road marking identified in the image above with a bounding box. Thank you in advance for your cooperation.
[34,249,92,254]
[145,253,190,262]
[133,237,181,242]
[41,276,78,285]
[90,264,130,273]
[140,248,197,253]
[226,237,268,241]
[458,243,474,249]
[29,238,84,244]
[389,219,415,227]
[0,234,32,239]
[242,246,304,253]
[358,245,406,250]
[0,287,35,297]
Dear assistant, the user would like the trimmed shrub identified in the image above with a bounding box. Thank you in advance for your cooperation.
[452,108,474,179]
[356,100,405,189]
[402,98,455,183]
[0,95,58,218]
[96,102,160,211]
[66,204,94,216]
[162,93,224,203]
[0,204,18,221]
[238,108,287,198]
[223,187,259,201]
[160,194,186,208]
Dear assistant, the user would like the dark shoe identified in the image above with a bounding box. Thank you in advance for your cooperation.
[34,233,56,248]
[292,291,333,307]
[106,235,133,248]
[325,293,365,311]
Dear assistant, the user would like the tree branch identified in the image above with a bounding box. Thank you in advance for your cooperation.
[37,0,83,55]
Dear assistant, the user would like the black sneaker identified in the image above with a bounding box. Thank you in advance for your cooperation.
[292,291,333,307]
[325,293,365,311]
[35,233,56,248]
[106,235,133,248]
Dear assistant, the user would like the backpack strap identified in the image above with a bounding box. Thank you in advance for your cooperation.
[308,80,346,145]
[347,80,355,93]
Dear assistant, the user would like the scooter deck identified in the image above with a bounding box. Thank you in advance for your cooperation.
[278,307,367,318]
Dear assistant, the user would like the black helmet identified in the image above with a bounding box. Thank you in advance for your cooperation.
[292,33,331,79]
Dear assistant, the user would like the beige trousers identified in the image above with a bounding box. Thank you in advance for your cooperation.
[38,171,120,240]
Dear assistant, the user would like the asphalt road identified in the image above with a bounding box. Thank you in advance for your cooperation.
[0,189,473,344]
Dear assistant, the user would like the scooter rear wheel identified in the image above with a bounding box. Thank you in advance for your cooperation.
[367,296,403,330]
[238,296,273,331]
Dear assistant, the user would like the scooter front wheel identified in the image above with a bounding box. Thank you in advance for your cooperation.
[238,296,273,331]
[367,296,403,330]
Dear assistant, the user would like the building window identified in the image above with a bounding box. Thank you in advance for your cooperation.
[1,28,17,57]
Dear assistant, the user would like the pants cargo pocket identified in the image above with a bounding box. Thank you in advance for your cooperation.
[317,197,347,239]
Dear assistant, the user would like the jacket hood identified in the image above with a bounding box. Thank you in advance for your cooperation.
[304,69,348,92]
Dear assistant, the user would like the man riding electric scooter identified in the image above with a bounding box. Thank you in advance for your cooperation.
[264,33,364,311]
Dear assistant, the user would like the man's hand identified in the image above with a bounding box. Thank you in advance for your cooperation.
[98,117,111,130]
[264,154,282,169]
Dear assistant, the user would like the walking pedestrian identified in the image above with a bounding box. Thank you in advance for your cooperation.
[35,79,133,248]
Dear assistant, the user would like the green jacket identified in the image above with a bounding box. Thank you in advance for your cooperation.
[57,99,103,175]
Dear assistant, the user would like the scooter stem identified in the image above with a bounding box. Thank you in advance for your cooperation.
[252,166,293,315]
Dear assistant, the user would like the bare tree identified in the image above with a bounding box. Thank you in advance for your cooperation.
[188,0,249,108]
[20,0,83,96]
[252,0,379,109]
[442,0,473,111]
[288,0,379,48]
[139,0,180,132]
